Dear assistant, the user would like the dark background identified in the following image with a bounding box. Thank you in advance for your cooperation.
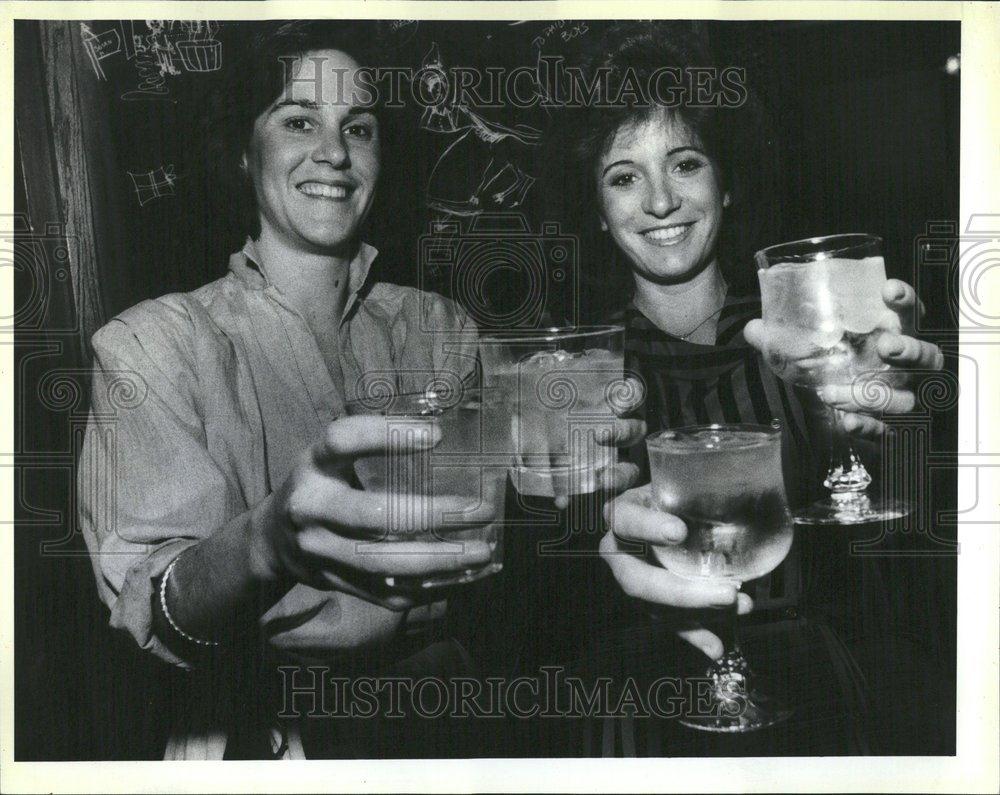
[54,20,963,324]
[14,19,960,759]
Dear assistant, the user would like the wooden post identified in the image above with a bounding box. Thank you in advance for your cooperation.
[15,20,126,363]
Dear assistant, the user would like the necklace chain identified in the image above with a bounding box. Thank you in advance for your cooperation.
[677,300,728,340]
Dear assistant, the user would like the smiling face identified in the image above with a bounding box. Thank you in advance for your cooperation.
[244,48,380,256]
[596,108,730,286]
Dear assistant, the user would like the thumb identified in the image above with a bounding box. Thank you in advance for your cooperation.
[743,318,767,352]
[677,626,724,660]
[317,415,442,466]
[675,591,754,661]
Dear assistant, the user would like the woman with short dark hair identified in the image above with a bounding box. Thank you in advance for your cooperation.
[559,20,943,753]
[78,21,491,759]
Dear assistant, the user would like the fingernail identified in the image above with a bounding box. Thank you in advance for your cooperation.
[661,518,687,543]
[460,500,487,517]
[890,283,905,300]
[464,543,492,561]
[386,596,412,612]
[710,586,737,606]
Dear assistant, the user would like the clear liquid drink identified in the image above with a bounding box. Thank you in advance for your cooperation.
[755,233,911,525]
[479,327,625,499]
[758,255,900,388]
[646,425,793,583]
[646,424,796,733]
[493,347,621,465]
[347,388,510,589]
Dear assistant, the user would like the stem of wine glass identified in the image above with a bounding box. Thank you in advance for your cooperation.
[822,405,873,501]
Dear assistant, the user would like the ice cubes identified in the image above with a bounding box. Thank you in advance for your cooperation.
[521,347,611,368]
[830,257,889,333]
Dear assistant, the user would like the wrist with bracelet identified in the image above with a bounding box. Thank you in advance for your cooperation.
[159,550,221,647]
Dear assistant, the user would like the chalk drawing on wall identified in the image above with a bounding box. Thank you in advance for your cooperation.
[419,43,541,218]
[128,165,178,206]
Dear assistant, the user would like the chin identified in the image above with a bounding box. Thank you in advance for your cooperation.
[305,234,358,253]
[295,221,361,251]
[636,260,708,285]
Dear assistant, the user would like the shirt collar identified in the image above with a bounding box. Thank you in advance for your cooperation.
[228,237,379,301]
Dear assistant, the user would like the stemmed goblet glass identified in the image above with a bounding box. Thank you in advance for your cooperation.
[646,422,795,733]
[756,234,911,525]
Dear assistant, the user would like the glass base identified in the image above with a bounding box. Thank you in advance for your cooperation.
[510,463,607,499]
[679,650,792,734]
[385,561,503,591]
[794,492,911,525]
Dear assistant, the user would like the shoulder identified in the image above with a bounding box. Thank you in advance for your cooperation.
[365,283,477,335]
[90,278,231,368]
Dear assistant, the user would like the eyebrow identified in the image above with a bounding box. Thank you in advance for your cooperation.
[601,146,707,177]
[268,99,377,117]
[268,98,320,115]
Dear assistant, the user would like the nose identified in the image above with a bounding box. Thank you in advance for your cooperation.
[642,177,679,218]
[311,129,350,169]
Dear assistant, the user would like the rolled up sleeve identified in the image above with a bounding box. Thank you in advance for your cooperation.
[78,303,249,668]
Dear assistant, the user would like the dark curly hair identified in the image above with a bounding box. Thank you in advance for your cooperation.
[544,21,781,310]
[195,20,385,247]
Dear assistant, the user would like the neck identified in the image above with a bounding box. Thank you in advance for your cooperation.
[632,261,728,341]
[252,226,356,323]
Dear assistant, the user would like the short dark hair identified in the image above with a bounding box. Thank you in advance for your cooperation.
[550,21,780,303]
[198,20,384,243]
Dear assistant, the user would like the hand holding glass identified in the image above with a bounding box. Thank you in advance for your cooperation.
[756,233,910,524]
[645,423,794,732]
[479,326,625,502]
[346,386,509,590]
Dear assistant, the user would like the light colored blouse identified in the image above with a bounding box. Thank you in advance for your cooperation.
[78,240,478,757]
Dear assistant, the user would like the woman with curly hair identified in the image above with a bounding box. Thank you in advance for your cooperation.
[549,21,944,755]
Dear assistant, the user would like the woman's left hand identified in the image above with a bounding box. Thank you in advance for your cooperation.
[745,279,945,438]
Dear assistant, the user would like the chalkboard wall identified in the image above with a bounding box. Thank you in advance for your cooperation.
[76,19,959,328]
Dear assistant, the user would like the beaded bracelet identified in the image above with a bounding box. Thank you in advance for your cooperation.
[159,552,221,647]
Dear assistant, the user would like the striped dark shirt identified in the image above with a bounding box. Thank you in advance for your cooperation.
[610,291,827,509]
[577,294,932,757]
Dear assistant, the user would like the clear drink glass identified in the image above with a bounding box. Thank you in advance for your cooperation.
[478,326,625,501]
[345,385,509,590]
[646,422,794,732]
[756,233,911,524]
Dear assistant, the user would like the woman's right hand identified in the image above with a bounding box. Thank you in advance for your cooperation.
[599,484,753,660]
[251,414,495,611]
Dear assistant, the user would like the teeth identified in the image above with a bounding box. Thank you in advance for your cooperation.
[299,183,349,199]
[643,225,689,242]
